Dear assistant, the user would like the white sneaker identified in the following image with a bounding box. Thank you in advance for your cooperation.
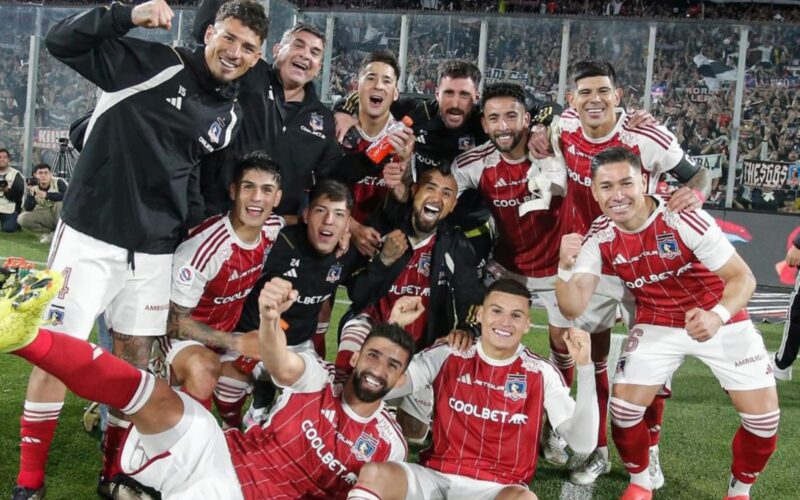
[569,449,611,485]
[769,352,792,381]
[540,423,569,466]
[649,445,665,490]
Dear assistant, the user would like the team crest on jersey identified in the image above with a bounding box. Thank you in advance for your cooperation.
[656,233,681,260]
[310,113,324,132]
[504,374,528,401]
[458,135,476,151]
[43,304,65,326]
[418,252,432,277]
[353,433,379,461]
[176,265,194,286]
[208,121,222,144]
[326,264,343,283]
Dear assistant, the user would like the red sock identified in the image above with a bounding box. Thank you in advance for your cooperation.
[12,329,147,412]
[644,394,665,446]
[335,350,355,386]
[17,401,62,489]
[213,376,250,428]
[731,424,778,484]
[610,397,649,474]
[100,417,130,481]
[549,343,574,387]
[313,322,329,359]
[595,362,609,448]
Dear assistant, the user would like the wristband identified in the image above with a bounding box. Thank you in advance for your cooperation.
[691,188,706,204]
[710,304,731,324]
[557,267,573,281]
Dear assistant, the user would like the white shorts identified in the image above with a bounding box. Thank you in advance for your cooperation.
[398,462,524,500]
[120,392,243,500]
[43,221,171,338]
[485,260,628,332]
[388,384,434,426]
[614,321,776,391]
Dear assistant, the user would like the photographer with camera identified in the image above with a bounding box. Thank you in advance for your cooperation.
[18,163,68,244]
[0,148,24,233]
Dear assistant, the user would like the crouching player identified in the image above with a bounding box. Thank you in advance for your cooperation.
[556,147,778,500]
[347,279,598,500]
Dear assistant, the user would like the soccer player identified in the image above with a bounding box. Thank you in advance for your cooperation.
[556,147,779,500]
[327,50,415,257]
[0,274,417,499]
[337,166,484,441]
[13,2,268,498]
[539,59,711,483]
[772,227,800,380]
[346,278,598,500]
[153,152,284,431]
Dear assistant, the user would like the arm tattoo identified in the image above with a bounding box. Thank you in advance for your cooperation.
[167,302,236,350]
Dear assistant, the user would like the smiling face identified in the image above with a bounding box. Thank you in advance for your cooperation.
[358,62,399,121]
[478,290,531,360]
[411,169,457,236]
[303,195,350,255]
[567,75,622,139]
[591,160,650,231]
[273,30,324,90]
[436,76,478,129]
[229,168,282,231]
[204,17,263,83]
[349,336,410,403]
[481,96,530,157]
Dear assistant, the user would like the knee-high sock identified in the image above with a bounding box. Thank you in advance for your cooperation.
[610,397,649,477]
[313,322,329,359]
[100,414,130,481]
[213,376,250,428]
[731,410,780,485]
[17,401,63,489]
[595,361,609,448]
[550,342,575,387]
[644,394,666,446]
[12,328,153,415]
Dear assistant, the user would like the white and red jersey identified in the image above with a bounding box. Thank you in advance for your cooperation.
[363,233,436,343]
[226,352,406,500]
[171,213,284,332]
[396,341,575,486]
[345,119,398,224]
[574,196,749,327]
[452,141,562,278]
[555,108,687,235]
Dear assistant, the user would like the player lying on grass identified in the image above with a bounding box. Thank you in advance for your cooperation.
[555,146,778,500]
[0,274,428,499]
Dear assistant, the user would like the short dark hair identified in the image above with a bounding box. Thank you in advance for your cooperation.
[417,164,453,183]
[570,59,617,88]
[0,148,10,158]
[362,322,415,368]
[438,59,481,87]
[232,151,282,187]
[359,50,400,81]
[309,179,354,211]
[280,22,325,47]
[215,0,269,44]
[33,163,51,173]
[486,278,532,307]
[590,146,642,178]
[481,82,526,109]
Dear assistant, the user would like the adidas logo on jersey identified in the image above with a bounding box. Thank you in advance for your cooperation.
[321,409,336,423]
[613,254,628,265]
[494,178,508,188]
[228,270,240,282]
[166,96,183,110]
[283,268,298,278]
[456,373,472,385]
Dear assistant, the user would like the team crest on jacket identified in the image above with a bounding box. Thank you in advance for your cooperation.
[458,135,476,151]
[208,121,222,144]
[310,113,323,132]
[326,264,343,283]
[656,233,681,260]
[504,374,527,401]
[418,252,432,277]
[353,433,379,461]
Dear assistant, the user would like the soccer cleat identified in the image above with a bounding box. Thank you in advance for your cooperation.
[619,483,652,500]
[0,269,62,353]
[649,445,665,489]
[540,422,569,466]
[11,485,46,500]
[97,474,161,500]
[769,352,792,381]
[569,449,611,485]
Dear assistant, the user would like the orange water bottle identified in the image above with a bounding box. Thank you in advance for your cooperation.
[365,116,414,164]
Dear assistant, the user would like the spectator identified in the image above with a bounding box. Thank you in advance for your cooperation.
[0,148,23,232]
[18,163,67,244]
